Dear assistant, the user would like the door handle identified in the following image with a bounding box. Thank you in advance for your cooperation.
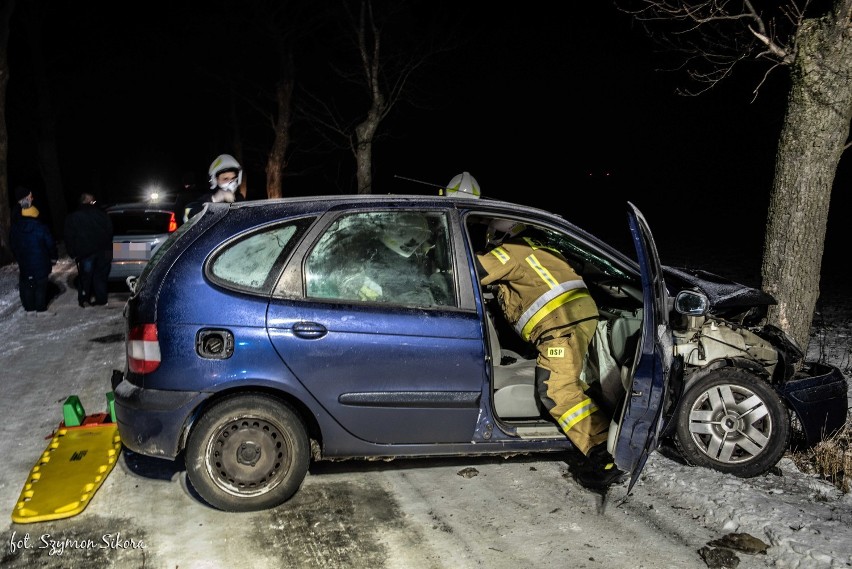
[292,321,328,339]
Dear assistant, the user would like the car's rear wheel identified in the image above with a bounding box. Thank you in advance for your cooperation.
[674,368,790,477]
[186,394,310,512]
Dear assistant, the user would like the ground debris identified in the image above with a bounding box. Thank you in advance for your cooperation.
[698,546,740,569]
[708,532,769,554]
[456,467,479,478]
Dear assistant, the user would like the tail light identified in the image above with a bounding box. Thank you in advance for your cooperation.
[168,212,177,233]
[127,323,161,374]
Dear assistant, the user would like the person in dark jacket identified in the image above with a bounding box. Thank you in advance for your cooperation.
[64,192,113,307]
[8,186,59,314]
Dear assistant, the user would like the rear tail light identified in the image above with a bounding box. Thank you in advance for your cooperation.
[127,323,161,374]
[168,212,177,232]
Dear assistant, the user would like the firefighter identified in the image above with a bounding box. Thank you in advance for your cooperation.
[184,154,245,222]
[476,218,626,490]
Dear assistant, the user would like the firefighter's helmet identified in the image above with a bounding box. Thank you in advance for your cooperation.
[444,172,481,198]
[379,213,433,258]
[486,218,526,247]
[208,154,243,190]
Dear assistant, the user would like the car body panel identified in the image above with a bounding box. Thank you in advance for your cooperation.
[268,301,485,444]
[611,203,673,487]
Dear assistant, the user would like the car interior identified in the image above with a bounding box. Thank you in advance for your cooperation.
[466,215,646,439]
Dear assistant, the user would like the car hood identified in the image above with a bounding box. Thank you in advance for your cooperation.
[663,266,776,312]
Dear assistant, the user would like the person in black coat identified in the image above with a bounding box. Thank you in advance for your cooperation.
[8,186,59,314]
[64,192,114,307]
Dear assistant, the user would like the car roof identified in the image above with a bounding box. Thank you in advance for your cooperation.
[107,202,176,213]
[224,194,563,219]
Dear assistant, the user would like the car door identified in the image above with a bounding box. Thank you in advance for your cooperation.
[266,210,487,445]
[612,202,674,489]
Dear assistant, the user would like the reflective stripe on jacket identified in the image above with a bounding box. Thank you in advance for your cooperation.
[478,237,598,343]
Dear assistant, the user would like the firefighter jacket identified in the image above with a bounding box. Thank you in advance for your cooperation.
[477,236,598,344]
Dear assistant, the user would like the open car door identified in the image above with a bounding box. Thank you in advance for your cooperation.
[611,202,674,493]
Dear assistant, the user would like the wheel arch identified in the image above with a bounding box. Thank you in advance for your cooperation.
[177,386,323,457]
[682,357,769,389]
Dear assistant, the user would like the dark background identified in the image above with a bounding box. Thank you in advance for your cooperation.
[5,2,848,277]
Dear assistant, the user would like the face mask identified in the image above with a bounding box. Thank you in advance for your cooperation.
[218,179,238,193]
[19,196,33,209]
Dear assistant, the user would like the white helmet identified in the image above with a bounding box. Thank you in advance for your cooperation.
[444,172,481,198]
[379,213,432,258]
[208,154,243,190]
[486,218,526,247]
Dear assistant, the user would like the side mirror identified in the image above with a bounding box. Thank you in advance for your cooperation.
[674,289,709,316]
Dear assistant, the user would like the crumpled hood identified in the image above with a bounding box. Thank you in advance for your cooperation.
[663,266,776,311]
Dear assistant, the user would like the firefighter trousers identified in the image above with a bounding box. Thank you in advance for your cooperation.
[534,319,609,455]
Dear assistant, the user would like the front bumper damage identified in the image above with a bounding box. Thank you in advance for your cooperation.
[782,362,849,447]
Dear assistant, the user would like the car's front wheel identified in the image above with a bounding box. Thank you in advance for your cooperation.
[674,368,790,477]
[185,394,310,512]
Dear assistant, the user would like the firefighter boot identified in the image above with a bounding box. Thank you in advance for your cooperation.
[574,443,627,491]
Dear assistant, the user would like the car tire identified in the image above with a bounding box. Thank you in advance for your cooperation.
[673,368,790,478]
[185,394,310,512]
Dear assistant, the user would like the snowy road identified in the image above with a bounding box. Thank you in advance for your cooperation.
[1,259,850,569]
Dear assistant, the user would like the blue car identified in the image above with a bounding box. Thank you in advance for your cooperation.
[113,195,847,512]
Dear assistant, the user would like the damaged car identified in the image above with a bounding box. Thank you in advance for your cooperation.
[112,195,848,511]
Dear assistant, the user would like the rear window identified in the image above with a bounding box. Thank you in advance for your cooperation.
[207,218,314,295]
[109,210,174,235]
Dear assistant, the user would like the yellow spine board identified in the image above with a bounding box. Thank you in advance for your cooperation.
[11,423,122,523]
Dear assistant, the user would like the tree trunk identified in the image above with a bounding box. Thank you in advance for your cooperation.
[354,115,378,194]
[761,10,852,352]
[0,0,16,265]
[265,75,293,199]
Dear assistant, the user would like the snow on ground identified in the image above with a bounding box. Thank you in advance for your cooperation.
[0,257,850,569]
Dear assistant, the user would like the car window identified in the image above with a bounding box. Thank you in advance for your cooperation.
[466,215,632,282]
[209,223,302,293]
[304,211,456,308]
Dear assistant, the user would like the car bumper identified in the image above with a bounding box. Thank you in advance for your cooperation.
[109,260,148,281]
[113,374,211,459]
[781,362,849,447]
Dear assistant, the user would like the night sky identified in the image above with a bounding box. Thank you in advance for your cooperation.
[5,2,848,273]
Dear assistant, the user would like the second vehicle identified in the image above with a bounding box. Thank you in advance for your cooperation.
[106,202,178,285]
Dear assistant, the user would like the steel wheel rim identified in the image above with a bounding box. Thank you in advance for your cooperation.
[687,383,773,465]
[205,417,287,496]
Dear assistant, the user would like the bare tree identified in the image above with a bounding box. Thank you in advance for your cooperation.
[0,0,16,265]
[619,0,852,352]
[304,0,451,194]
[192,0,316,200]
[252,4,298,200]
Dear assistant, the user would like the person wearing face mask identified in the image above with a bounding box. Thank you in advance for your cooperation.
[183,154,246,222]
